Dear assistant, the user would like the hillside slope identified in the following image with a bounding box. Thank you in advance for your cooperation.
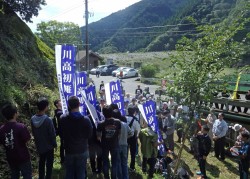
[0,2,58,177]
[0,2,57,106]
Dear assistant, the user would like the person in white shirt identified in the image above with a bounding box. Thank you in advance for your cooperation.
[212,112,228,160]
[126,107,141,171]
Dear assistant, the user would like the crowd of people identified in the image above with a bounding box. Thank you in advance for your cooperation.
[0,85,250,179]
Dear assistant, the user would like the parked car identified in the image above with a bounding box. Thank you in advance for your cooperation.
[90,68,97,75]
[100,64,119,76]
[116,68,138,78]
[112,67,129,77]
[90,65,107,75]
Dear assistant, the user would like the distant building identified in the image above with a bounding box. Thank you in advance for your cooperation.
[76,50,103,71]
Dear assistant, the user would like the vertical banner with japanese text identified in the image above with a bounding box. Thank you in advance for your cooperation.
[85,85,97,108]
[138,100,165,154]
[75,71,87,114]
[56,44,76,113]
[80,85,99,127]
[105,80,125,116]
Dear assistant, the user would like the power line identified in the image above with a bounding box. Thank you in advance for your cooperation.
[88,23,204,32]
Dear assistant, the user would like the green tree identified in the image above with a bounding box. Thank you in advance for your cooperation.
[167,10,249,174]
[35,20,82,49]
[2,0,46,22]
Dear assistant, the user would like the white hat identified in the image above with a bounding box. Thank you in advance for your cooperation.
[233,124,242,132]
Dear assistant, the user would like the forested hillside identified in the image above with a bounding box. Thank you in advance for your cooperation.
[0,2,58,177]
[83,0,250,65]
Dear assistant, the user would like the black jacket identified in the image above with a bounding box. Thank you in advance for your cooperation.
[196,133,211,156]
[59,112,93,154]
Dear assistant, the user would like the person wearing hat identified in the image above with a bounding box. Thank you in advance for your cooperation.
[161,102,169,112]
[233,124,249,148]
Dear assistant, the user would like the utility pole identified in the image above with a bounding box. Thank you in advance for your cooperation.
[85,0,89,73]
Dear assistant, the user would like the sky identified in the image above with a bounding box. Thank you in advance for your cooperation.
[26,0,141,32]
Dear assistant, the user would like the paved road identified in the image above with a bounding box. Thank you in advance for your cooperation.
[89,74,159,98]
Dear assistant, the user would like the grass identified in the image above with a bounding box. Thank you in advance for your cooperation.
[51,133,241,179]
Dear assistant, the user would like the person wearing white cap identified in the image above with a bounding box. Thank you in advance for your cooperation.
[233,124,249,147]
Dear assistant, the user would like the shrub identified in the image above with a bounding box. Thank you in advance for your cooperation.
[140,64,157,78]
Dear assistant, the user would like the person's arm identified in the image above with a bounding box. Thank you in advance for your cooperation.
[127,125,134,138]
[204,137,212,157]
[21,124,31,143]
[48,118,57,148]
[96,123,102,141]
[84,117,93,139]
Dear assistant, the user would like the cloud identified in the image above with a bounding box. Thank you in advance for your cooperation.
[26,0,141,32]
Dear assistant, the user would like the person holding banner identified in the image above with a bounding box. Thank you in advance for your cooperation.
[59,96,93,179]
[139,125,158,178]
[96,105,121,179]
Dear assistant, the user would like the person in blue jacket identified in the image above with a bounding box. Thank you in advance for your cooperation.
[238,131,250,179]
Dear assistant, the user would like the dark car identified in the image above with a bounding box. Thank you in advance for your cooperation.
[100,64,119,76]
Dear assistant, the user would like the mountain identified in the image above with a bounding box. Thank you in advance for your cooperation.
[83,0,249,61]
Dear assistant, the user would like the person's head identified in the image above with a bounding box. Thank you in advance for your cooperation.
[54,99,62,109]
[156,110,162,118]
[177,105,183,113]
[162,110,170,117]
[99,98,106,105]
[68,96,80,111]
[101,81,104,84]
[218,112,224,120]
[37,97,49,112]
[126,93,130,98]
[201,125,210,133]
[137,85,140,89]
[162,102,168,109]
[1,103,18,120]
[102,105,113,119]
[241,131,250,142]
[248,90,250,94]
[233,124,243,132]
[128,107,136,116]
[124,99,129,107]
[110,103,119,110]
[209,107,215,114]
[112,109,122,120]
[131,98,136,104]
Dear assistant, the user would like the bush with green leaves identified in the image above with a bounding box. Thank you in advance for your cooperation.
[140,64,157,78]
